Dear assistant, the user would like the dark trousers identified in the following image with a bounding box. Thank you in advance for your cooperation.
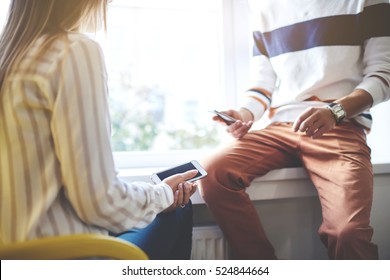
[115,201,193,260]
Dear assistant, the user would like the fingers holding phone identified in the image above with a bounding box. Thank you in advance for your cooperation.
[164,181,195,212]
[163,175,197,212]
[226,120,253,139]
[210,109,253,138]
[151,161,206,211]
[210,110,239,125]
[162,169,198,190]
[151,160,207,184]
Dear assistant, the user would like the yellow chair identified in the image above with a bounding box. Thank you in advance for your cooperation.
[0,234,148,260]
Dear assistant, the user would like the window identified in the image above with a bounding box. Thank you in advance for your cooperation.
[1,0,389,169]
[0,1,9,26]
[101,0,223,151]
[99,0,238,168]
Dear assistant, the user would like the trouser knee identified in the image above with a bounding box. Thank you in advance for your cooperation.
[200,158,247,193]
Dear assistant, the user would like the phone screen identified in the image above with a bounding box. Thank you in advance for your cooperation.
[156,162,202,181]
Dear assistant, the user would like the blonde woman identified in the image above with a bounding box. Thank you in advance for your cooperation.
[0,0,197,259]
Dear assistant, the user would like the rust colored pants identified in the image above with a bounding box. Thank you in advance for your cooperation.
[198,122,378,259]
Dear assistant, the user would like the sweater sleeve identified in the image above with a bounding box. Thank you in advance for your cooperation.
[355,2,390,106]
[240,54,276,121]
[50,35,173,233]
[240,4,278,121]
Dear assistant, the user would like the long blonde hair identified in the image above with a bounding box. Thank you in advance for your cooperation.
[0,0,108,89]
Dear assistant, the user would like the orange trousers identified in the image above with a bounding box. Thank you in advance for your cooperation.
[199,122,378,259]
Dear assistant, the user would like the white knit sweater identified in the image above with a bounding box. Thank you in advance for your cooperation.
[241,0,390,129]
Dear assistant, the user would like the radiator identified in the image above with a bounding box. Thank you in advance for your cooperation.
[191,226,229,260]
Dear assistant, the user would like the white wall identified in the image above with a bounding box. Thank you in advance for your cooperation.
[367,101,390,163]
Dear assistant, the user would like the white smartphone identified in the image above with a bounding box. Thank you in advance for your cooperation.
[150,160,208,184]
[210,110,237,125]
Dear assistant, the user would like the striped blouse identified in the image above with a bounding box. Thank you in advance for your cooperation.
[0,33,173,244]
[241,0,390,129]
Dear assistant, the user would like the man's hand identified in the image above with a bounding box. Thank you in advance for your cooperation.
[292,106,336,138]
[213,109,253,139]
[226,120,253,139]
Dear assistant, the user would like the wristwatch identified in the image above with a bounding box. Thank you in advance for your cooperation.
[326,103,346,124]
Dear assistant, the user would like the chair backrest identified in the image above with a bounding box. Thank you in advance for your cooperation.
[0,234,148,260]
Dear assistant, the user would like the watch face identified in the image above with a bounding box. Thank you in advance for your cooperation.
[335,109,344,118]
[330,103,345,123]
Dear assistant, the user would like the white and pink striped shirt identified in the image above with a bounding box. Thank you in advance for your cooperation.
[0,33,173,244]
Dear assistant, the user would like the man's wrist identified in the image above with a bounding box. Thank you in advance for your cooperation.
[239,107,254,123]
[326,103,346,124]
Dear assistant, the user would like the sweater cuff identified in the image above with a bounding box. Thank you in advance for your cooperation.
[240,97,267,121]
[356,79,389,107]
[158,182,174,208]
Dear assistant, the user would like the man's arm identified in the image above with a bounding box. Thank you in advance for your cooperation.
[336,89,373,120]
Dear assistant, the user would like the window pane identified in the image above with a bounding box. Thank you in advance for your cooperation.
[0,0,10,30]
[101,0,224,152]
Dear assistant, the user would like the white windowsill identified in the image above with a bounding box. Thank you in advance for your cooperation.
[118,160,390,205]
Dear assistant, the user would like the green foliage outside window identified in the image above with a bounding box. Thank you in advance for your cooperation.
[109,83,220,152]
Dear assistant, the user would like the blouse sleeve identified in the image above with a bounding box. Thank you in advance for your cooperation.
[50,35,173,233]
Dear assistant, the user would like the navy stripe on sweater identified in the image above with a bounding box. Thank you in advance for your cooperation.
[253,3,390,58]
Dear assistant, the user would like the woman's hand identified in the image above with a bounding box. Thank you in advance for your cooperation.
[163,170,198,212]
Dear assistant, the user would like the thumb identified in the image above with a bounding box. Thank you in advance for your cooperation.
[180,169,199,181]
